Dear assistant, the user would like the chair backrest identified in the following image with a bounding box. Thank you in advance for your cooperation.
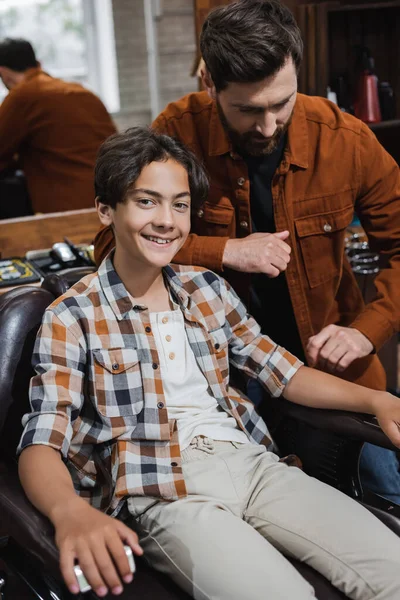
[41,266,95,297]
[0,286,55,459]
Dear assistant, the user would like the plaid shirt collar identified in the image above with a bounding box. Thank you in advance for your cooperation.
[98,252,191,321]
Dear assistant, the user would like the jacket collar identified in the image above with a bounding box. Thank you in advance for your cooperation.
[286,94,309,169]
[208,99,232,157]
[208,92,309,169]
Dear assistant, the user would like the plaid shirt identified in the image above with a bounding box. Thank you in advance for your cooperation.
[18,254,303,514]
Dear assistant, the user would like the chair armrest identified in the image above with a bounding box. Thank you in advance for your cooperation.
[0,462,60,573]
[278,400,398,451]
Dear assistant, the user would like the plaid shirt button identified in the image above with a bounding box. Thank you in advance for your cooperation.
[214,343,220,350]
[171,462,178,467]
[157,402,164,409]
[112,363,119,371]
[152,363,158,370]
[145,326,151,333]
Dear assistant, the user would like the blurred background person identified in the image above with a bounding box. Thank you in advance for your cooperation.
[0,38,116,214]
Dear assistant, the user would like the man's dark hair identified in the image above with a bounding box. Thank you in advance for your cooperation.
[0,38,38,72]
[200,0,303,91]
[95,127,209,211]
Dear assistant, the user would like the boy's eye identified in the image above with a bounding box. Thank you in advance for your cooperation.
[174,202,190,211]
[138,198,155,207]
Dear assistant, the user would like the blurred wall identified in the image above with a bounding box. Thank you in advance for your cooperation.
[111,0,197,130]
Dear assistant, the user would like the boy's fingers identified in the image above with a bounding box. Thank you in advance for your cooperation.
[92,543,123,593]
[116,520,143,555]
[76,545,108,597]
[106,534,132,580]
[59,548,80,595]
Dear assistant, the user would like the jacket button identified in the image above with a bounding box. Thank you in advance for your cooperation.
[157,402,164,409]
[240,220,248,229]
[323,223,332,232]
[237,177,245,186]
[112,363,119,371]
[197,208,204,218]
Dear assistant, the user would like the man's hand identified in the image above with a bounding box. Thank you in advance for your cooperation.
[374,392,400,449]
[307,325,374,373]
[223,231,291,277]
[52,499,143,597]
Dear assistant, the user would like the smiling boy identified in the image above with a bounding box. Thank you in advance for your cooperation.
[18,127,400,600]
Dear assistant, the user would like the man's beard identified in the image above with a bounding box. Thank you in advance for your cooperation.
[216,98,291,157]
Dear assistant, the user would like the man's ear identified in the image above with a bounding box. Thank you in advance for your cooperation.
[95,197,113,226]
[201,67,217,101]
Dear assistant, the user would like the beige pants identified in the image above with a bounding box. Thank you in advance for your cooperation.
[127,437,400,600]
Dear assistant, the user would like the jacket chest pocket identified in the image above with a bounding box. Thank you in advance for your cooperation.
[196,199,235,237]
[294,205,353,288]
[92,348,143,421]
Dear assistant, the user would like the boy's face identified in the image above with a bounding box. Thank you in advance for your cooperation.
[97,159,191,270]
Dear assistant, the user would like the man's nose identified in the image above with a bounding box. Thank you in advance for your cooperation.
[255,113,277,138]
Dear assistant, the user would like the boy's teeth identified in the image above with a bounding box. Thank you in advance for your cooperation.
[146,236,172,244]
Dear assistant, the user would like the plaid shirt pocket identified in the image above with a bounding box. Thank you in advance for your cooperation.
[92,348,143,420]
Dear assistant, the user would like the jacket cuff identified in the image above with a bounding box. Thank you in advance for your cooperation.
[350,309,395,352]
[194,236,229,272]
[174,236,229,272]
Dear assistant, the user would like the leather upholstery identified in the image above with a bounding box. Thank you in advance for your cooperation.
[41,265,95,297]
[0,286,54,455]
[278,399,396,451]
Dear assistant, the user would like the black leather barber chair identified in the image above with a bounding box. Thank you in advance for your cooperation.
[0,277,399,600]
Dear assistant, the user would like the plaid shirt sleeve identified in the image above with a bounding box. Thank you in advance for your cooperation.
[17,308,86,458]
[220,278,303,397]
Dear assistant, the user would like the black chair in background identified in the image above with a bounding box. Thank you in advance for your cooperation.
[0,169,33,220]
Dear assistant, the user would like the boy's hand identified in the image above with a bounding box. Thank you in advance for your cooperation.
[374,392,400,449]
[52,499,143,597]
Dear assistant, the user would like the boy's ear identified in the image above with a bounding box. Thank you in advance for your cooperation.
[201,67,217,101]
[95,197,113,226]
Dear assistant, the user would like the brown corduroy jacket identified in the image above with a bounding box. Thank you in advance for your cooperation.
[94,92,400,390]
[0,67,116,214]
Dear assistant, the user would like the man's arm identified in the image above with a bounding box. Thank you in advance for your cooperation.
[306,125,400,371]
[350,123,400,349]
[18,310,142,597]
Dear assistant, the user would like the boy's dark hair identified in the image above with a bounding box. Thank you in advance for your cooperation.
[200,0,303,92]
[95,127,209,211]
[0,38,38,72]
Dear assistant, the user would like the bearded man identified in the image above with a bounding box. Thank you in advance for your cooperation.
[94,0,400,503]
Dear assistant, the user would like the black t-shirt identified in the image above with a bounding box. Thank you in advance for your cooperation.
[243,137,306,362]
